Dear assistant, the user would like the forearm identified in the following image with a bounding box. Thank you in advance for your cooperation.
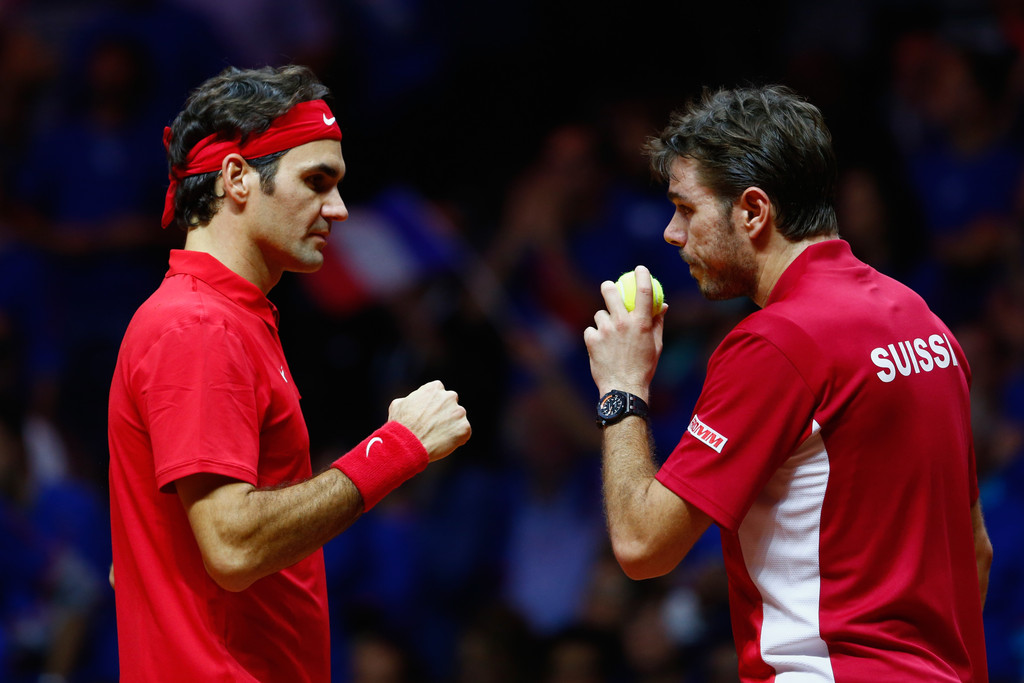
[602,417,672,578]
[229,467,364,576]
[183,423,429,591]
[602,416,713,579]
[185,467,363,591]
[603,417,659,538]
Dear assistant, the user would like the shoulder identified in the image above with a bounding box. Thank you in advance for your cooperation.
[708,323,808,388]
[708,305,832,398]
[121,274,247,355]
[725,306,819,361]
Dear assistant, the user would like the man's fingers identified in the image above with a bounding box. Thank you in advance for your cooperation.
[600,280,627,314]
[633,266,655,316]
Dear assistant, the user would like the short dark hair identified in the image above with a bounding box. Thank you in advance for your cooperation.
[165,64,331,230]
[645,85,839,241]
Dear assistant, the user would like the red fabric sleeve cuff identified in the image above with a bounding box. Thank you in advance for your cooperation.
[331,421,428,511]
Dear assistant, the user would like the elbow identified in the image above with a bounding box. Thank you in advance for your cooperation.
[209,569,255,593]
[611,535,677,581]
[201,546,261,592]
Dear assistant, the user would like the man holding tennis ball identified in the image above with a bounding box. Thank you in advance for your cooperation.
[584,85,990,682]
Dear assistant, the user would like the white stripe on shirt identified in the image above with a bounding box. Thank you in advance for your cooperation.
[738,420,836,681]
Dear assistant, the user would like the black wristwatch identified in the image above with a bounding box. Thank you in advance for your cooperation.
[596,390,649,427]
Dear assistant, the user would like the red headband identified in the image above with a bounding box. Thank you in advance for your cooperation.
[161,99,342,229]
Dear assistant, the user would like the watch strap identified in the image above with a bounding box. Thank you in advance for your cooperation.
[596,390,649,427]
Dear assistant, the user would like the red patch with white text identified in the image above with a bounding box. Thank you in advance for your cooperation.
[688,415,728,453]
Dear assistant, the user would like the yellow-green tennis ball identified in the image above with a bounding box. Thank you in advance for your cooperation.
[616,270,664,314]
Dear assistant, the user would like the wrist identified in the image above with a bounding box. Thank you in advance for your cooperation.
[596,389,650,427]
[331,421,429,511]
[596,382,649,403]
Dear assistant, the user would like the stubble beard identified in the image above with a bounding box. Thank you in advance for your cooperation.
[685,218,757,302]
[693,256,756,301]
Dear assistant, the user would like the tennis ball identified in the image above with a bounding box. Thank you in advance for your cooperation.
[616,270,664,314]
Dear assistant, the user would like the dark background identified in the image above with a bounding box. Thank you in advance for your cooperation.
[1,0,1022,681]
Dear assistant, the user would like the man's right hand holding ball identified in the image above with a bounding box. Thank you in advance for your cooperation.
[584,265,667,400]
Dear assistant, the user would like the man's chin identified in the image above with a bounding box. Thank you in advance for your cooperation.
[696,275,742,302]
[290,253,325,274]
[699,279,752,302]
[700,288,738,302]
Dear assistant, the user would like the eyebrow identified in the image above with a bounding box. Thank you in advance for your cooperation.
[667,190,688,203]
[301,162,344,180]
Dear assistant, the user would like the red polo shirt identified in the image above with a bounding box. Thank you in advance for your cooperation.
[657,240,986,681]
[109,250,330,682]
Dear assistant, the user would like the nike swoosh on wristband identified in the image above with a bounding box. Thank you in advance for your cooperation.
[323,113,336,126]
[365,436,383,458]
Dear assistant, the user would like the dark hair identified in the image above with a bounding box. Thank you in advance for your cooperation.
[645,85,838,241]
[166,64,330,230]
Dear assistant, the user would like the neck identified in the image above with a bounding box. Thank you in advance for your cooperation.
[752,233,834,308]
[183,220,280,295]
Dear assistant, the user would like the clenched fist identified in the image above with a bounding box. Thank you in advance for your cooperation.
[389,380,472,462]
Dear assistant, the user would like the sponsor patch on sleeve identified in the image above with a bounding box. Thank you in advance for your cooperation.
[688,415,728,453]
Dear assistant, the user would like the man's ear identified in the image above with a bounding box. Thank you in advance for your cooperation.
[219,153,252,207]
[738,186,772,240]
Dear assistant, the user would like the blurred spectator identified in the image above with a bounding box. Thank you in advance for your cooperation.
[11,30,172,474]
[540,624,621,683]
[347,621,424,683]
[618,584,689,683]
[0,18,56,204]
[499,389,604,636]
[303,186,514,682]
[887,27,1024,325]
[453,604,539,683]
[483,122,611,337]
[835,163,925,277]
[169,0,335,71]
[0,17,61,419]
[979,456,1024,683]
[0,399,112,683]
[972,271,1024,682]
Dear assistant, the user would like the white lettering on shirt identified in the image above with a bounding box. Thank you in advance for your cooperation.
[870,333,958,383]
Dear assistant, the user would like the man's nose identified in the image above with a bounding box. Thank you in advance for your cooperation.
[664,217,686,247]
[323,187,348,222]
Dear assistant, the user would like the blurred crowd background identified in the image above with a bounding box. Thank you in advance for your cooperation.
[1,0,1023,681]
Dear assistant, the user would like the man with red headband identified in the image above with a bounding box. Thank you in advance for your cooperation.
[108,65,472,681]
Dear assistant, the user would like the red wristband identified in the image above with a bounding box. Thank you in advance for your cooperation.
[331,421,428,511]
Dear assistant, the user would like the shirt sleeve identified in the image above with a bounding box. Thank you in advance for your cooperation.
[656,329,818,532]
[133,320,261,491]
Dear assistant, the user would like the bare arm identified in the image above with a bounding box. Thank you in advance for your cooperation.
[177,380,470,592]
[602,414,712,579]
[586,266,712,579]
[177,468,361,591]
[971,499,992,608]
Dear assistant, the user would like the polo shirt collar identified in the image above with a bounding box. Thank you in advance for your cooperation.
[166,249,280,328]
[765,238,852,307]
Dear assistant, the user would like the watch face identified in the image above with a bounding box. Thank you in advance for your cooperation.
[599,392,625,418]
